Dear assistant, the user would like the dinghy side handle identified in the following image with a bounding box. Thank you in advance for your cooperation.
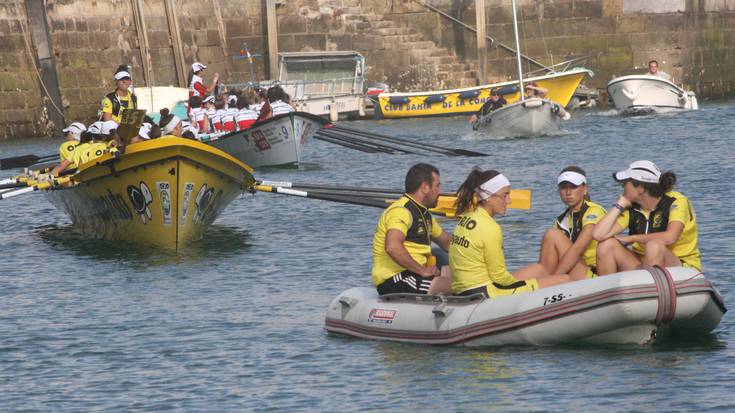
[432,303,453,317]
[339,296,358,308]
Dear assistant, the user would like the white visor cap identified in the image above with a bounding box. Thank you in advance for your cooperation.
[192,62,207,72]
[114,70,131,80]
[62,122,87,140]
[614,160,661,184]
[557,171,586,186]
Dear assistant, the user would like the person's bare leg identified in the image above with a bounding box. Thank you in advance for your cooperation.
[539,228,571,273]
[596,238,641,275]
[536,273,571,288]
[642,240,682,268]
[428,266,453,295]
[513,263,548,280]
[568,260,590,281]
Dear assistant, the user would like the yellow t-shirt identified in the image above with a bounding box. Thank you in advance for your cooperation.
[71,142,109,166]
[372,195,443,286]
[101,92,133,124]
[59,140,79,169]
[449,207,523,294]
[553,200,606,268]
[615,191,700,270]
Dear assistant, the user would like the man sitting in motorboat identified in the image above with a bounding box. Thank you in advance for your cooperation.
[468,89,506,124]
[647,60,672,82]
[592,160,701,274]
[372,163,452,295]
[449,168,572,298]
[537,167,607,281]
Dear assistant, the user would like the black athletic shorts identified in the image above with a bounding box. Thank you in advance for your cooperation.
[377,271,435,295]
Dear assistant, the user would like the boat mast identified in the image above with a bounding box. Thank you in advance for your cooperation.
[510,0,525,102]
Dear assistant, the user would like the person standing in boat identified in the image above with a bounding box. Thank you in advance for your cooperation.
[524,81,548,98]
[537,167,607,280]
[188,62,219,100]
[647,60,672,82]
[592,160,701,274]
[468,89,506,124]
[372,163,453,295]
[448,168,571,298]
[101,66,137,124]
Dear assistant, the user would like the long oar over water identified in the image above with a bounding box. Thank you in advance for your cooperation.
[255,180,531,216]
[0,153,58,170]
[0,176,72,200]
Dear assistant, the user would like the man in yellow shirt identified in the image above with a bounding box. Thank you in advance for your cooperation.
[58,122,86,169]
[372,163,452,295]
[101,66,138,124]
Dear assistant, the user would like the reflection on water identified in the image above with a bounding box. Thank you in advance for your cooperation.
[35,224,252,266]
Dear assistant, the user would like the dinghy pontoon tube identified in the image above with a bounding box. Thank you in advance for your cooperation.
[325,266,725,346]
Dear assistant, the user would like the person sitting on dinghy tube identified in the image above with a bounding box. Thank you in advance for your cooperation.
[537,166,606,281]
[469,89,506,125]
[592,160,701,275]
[448,168,571,298]
[372,163,453,296]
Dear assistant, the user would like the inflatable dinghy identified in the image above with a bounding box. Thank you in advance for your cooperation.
[325,266,725,346]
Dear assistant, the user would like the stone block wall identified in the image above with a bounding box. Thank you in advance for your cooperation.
[1,0,735,140]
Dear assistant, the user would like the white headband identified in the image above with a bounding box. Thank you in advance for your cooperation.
[115,71,131,80]
[557,171,586,186]
[476,174,511,200]
[138,123,151,140]
[163,115,181,134]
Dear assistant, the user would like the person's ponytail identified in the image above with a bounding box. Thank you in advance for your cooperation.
[455,168,500,215]
[659,171,676,193]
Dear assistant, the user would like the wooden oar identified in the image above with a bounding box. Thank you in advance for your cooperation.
[0,176,72,200]
[255,181,531,212]
[0,153,58,170]
[329,124,489,157]
[319,129,421,154]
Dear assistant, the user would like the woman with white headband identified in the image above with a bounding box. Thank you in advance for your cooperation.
[592,160,701,274]
[448,168,571,298]
[538,166,607,280]
[158,108,183,138]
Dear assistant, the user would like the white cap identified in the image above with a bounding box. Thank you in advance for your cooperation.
[138,122,152,140]
[101,120,119,135]
[114,70,131,80]
[203,95,215,104]
[557,171,587,186]
[62,122,87,141]
[192,62,207,72]
[228,95,237,105]
[87,121,104,135]
[614,160,661,184]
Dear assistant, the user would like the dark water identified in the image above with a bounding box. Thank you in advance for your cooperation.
[1,102,733,411]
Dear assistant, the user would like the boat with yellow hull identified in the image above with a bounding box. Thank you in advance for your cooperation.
[375,68,591,119]
[43,137,255,250]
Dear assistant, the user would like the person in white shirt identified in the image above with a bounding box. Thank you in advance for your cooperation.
[267,86,295,117]
[647,60,672,82]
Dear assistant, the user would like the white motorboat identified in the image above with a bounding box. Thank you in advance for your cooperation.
[473,98,566,138]
[199,112,326,169]
[325,266,726,346]
[606,75,698,114]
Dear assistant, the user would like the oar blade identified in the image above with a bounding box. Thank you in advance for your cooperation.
[0,155,41,170]
[509,189,531,210]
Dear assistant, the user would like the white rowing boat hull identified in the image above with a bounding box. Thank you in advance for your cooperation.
[202,112,326,169]
[473,98,563,138]
[606,75,698,113]
[325,266,725,346]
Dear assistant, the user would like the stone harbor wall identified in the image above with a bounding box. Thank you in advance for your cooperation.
[1,0,734,139]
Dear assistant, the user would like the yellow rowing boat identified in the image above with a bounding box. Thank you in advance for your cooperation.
[43,137,255,250]
[376,68,591,119]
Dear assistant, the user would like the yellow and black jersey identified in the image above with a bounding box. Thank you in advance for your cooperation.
[71,142,109,167]
[372,195,442,286]
[59,140,79,168]
[101,91,137,124]
[553,200,606,268]
[615,191,701,271]
[449,207,529,294]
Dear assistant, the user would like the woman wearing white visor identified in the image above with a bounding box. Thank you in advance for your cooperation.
[449,168,571,298]
[102,65,137,124]
[537,167,607,280]
[592,160,701,274]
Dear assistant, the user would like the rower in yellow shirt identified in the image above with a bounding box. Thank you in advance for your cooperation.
[592,160,701,274]
[58,122,87,169]
[449,168,572,298]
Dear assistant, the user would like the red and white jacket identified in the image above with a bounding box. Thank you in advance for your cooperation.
[236,107,258,130]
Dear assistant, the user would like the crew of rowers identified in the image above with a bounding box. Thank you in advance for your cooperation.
[373,162,700,298]
[51,63,294,176]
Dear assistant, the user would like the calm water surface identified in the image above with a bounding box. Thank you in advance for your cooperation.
[1,102,734,411]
